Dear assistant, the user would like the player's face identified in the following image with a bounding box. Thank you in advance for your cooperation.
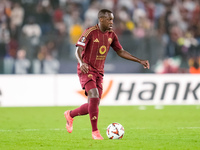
[101,13,114,31]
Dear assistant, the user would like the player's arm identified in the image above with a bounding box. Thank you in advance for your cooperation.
[116,49,150,69]
[75,46,89,74]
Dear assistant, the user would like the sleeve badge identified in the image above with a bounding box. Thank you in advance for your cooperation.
[80,36,86,43]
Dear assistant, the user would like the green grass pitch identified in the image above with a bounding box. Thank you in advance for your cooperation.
[0,105,200,150]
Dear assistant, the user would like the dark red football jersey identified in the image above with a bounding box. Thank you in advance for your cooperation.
[76,24,123,74]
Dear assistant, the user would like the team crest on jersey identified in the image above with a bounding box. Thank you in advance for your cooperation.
[88,74,93,78]
[99,45,107,55]
[80,36,86,43]
[108,38,112,44]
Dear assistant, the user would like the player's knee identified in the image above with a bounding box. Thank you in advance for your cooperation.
[88,88,99,98]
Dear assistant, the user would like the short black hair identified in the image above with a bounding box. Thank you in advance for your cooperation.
[98,9,113,18]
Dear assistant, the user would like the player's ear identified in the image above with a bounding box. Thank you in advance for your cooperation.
[99,17,104,22]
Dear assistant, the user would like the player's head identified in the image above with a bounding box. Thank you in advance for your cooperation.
[98,9,114,31]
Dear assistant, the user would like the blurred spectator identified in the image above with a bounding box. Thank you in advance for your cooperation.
[189,58,200,74]
[84,0,99,28]
[35,1,53,35]
[33,45,47,74]
[0,23,10,49]
[46,41,58,58]
[63,3,82,32]
[14,49,31,74]
[22,17,41,41]
[52,4,66,36]
[42,53,60,74]
[118,0,134,12]
[7,37,18,58]
[154,0,165,29]
[3,37,19,74]
[0,23,10,74]
[53,6,63,23]
[10,2,24,39]
[33,43,60,74]
[54,20,66,36]
[21,16,41,60]
[154,57,181,74]
[191,1,200,44]
[70,24,83,45]
[132,2,146,24]
[0,0,11,23]
[62,4,83,59]
[68,23,83,59]
[101,0,116,11]
[165,25,183,57]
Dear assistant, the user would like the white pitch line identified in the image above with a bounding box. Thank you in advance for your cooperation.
[178,127,200,129]
[0,127,200,132]
[0,128,65,132]
[0,128,91,132]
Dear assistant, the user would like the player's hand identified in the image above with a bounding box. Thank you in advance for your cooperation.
[140,60,150,69]
[80,63,89,74]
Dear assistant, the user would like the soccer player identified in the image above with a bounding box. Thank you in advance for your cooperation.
[64,9,150,140]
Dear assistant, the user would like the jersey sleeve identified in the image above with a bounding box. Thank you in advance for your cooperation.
[111,32,123,51]
[76,29,91,49]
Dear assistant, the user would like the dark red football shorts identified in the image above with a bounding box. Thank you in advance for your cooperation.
[78,70,103,99]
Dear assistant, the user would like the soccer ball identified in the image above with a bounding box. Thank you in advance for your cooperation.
[106,123,125,139]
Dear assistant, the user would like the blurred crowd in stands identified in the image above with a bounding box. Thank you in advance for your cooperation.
[0,0,200,74]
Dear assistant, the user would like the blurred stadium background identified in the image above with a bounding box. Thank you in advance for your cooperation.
[0,0,200,107]
[0,1,200,148]
[0,0,200,74]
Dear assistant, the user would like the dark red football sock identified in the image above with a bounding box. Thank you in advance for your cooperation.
[70,103,89,118]
[88,98,99,132]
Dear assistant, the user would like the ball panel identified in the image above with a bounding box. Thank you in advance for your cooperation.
[106,122,125,139]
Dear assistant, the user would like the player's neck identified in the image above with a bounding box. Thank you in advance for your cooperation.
[98,23,107,33]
